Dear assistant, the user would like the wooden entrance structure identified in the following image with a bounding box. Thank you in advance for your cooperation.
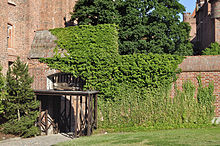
[35,90,99,137]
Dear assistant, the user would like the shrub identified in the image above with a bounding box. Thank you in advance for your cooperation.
[202,42,220,55]
[2,58,39,137]
[2,114,39,138]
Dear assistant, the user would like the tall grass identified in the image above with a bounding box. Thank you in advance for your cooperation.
[98,79,216,130]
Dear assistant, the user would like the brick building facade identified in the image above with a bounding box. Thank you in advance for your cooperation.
[0,0,76,74]
[184,0,220,52]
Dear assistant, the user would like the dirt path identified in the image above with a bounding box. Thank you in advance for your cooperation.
[0,133,73,146]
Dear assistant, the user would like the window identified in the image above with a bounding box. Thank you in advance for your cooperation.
[7,24,13,48]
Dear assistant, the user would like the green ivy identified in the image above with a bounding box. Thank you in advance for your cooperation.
[40,24,215,130]
[41,24,183,99]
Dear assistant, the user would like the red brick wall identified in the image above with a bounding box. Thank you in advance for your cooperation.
[183,13,196,41]
[29,59,59,90]
[175,56,220,117]
[196,2,215,51]
[0,0,77,74]
[0,0,9,74]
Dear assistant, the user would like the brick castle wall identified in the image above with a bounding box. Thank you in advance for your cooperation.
[183,12,196,42]
[196,2,215,51]
[0,0,77,74]
[0,0,9,74]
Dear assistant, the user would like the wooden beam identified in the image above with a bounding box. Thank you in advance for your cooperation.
[38,100,42,135]
[87,94,91,136]
[45,110,48,135]
[75,95,79,137]
[69,96,72,132]
[94,94,98,129]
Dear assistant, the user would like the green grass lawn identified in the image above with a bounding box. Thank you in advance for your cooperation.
[56,127,220,146]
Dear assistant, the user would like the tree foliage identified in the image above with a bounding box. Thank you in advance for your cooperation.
[2,58,39,137]
[202,42,220,55]
[71,0,193,55]
[0,65,5,115]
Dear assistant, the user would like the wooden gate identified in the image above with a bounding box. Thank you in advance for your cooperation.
[35,90,99,137]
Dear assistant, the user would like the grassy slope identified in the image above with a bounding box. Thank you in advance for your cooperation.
[56,127,220,146]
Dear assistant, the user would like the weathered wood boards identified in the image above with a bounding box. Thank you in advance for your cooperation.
[35,90,99,137]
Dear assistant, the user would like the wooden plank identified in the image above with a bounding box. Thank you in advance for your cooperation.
[64,95,67,132]
[94,94,98,129]
[90,94,93,134]
[38,100,42,135]
[75,95,79,137]
[57,96,61,133]
[45,110,48,135]
[69,96,72,132]
[34,90,99,96]
[79,96,83,136]
[87,94,91,136]
[85,95,88,135]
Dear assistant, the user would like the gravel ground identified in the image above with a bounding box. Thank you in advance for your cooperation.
[0,133,73,146]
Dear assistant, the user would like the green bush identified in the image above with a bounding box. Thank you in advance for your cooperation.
[41,24,183,100]
[202,42,220,55]
[2,114,39,138]
[98,78,216,130]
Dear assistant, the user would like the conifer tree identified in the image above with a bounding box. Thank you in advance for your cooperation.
[3,58,39,137]
[71,0,193,55]
[0,65,5,114]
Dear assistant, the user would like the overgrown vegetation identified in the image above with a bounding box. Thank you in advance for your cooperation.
[41,24,216,130]
[41,25,183,99]
[99,79,216,130]
[71,0,193,55]
[202,42,220,55]
[1,58,39,138]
